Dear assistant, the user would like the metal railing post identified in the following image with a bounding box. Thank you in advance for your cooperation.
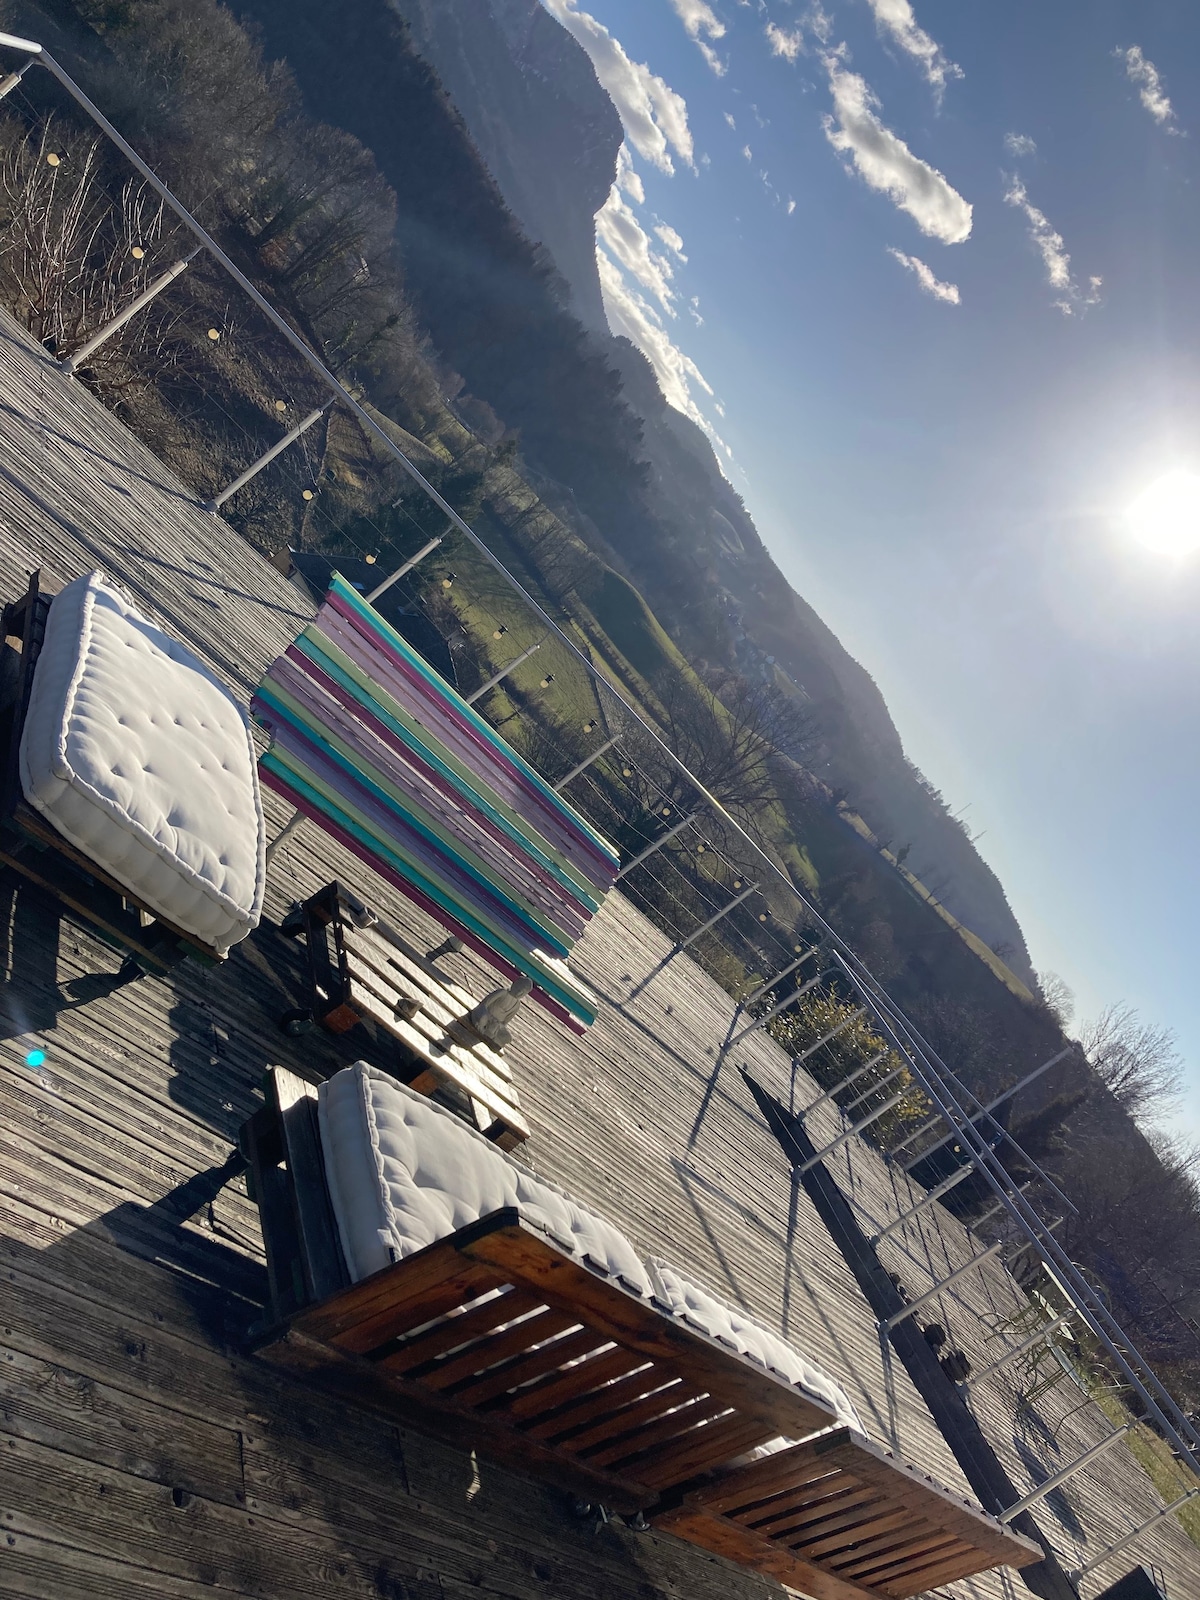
[801,1052,887,1118]
[365,535,443,603]
[1069,1489,1200,1583]
[554,733,620,791]
[792,1008,867,1066]
[899,1047,1073,1169]
[740,944,821,1008]
[669,881,759,959]
[997,1423,1138,1521]
[205,400,332,512]
[795,1088,913,1175]
[465,642,541,704]
[883,1241,1006,1329]
[61,247,202,373]
[959,1313,1074,1396]
[0,55,34,97]
[725,973,826,1049]
[615,812,699,880]
[868,1160,980,1246]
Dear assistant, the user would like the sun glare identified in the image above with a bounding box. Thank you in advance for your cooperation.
[1127,469,1200,558]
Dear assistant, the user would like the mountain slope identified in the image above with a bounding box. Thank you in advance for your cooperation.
[388,0,620,332]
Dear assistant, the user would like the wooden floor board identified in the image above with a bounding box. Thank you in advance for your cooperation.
[0,310,1195,1599]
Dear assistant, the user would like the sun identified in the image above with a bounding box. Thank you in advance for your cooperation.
[1127,469,1200,558]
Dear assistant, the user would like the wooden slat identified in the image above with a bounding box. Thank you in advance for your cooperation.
[449,1326,606,1408]
[576,1394,729,1468]
[422,1306,579,1392]
[650,1507,880,1600]
[509,1350,657,1431]
[459,1217,840,1443]
[269,1068,349,1303]
[746,1484,883,1537]
[374,1288,542,1375]
[558,1379,705,1454]
[631,1415,775,1490]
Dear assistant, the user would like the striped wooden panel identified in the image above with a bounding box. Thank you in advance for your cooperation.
[252,576,618,1029]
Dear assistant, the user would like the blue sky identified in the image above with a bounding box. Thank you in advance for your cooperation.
[541,0,1200,1136]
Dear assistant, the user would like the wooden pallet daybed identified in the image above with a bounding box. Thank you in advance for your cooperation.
[242,1068,1041,1600]
[0,571,265,975]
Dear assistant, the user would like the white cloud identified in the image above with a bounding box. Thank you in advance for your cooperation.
[1117,46,1178,131]
[597,248,723,443]
[741,143,753,161]
[615,142,646,205]
[765,21,805,62]
[688,295,704,325]
[655,222,687,259]
[1004,132,1037,158]
[887,247,960,303]
[724,111,737,129]
[822,63,972,242]
[786,197,797,214]
[865,0,961,98]
[540,0,694,173]
[1003,175,1102,315]
[666,0,727,74]
[596,187,678,313]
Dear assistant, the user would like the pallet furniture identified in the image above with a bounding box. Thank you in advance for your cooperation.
[281,882,528,1148]
[0,572,230,976]
[242,1068,1041,1600]
[652,1427,1041,1599]
[252,575,616,1032]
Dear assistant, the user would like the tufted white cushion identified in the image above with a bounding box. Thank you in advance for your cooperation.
[318,1063,653,1295]
[19,571,265,953]
[647,1258,863,1433]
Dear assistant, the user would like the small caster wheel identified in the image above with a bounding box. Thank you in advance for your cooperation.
[626,1511,649,1532]
[279,903,307,939]
[117,953,146,985]
[570,1497,594,1519]
[279,1007,315,1036]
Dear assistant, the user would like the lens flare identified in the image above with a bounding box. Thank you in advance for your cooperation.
[1127,469,1200,557]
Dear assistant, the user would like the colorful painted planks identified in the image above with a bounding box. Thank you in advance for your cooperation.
[252,577,619,1030]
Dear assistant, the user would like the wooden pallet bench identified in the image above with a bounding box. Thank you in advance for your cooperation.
[242,1069,1041,1600]
[652,1426,1041,1600]
[282,882,529,1148]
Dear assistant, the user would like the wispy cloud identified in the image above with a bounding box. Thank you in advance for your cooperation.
[865,0,961,98]
[666,0,727,75]
[596,186,679,314]
[823,63,972,242]
[888,247,960,303]
[1003,175,1101,315]
[1004,132,1037,158]
[655,222,687,259]
[540,0,694,173]
[1116,45,1179,131]
[765,21,805,63]
[596,248,722,442]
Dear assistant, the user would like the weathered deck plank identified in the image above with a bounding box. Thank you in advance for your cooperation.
[0,310,1194,1600]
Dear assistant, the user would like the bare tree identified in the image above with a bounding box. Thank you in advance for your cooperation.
[1080,1002,1183,1124]
[1037,970,1075,1028]
[654,668,818,821]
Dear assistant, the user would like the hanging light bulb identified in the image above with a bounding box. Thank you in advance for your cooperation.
[492,624,507,639]
[130,245,145,260]
[274,398,287,412]
[301,488,315,501]
[442,572,456,589]
[583,719,596,733]
[540,674,554,688]
[365,553,377,564]
[207,327,221,342]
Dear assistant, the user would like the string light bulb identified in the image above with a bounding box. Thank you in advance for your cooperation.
[274,398,287,412]
[130,245,145,260]
[492,625,507,639]
[539,674,554,689]
[45,151,62,168]
[301,488,315,501]
[207,327,220,342]
[442,572,456,589]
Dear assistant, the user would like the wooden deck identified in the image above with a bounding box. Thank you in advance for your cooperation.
[0,309,1196,1600]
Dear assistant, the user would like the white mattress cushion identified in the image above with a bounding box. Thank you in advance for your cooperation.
[19,571,265,953]
[647,1258,864,1434]
[318,1062,653,1296]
